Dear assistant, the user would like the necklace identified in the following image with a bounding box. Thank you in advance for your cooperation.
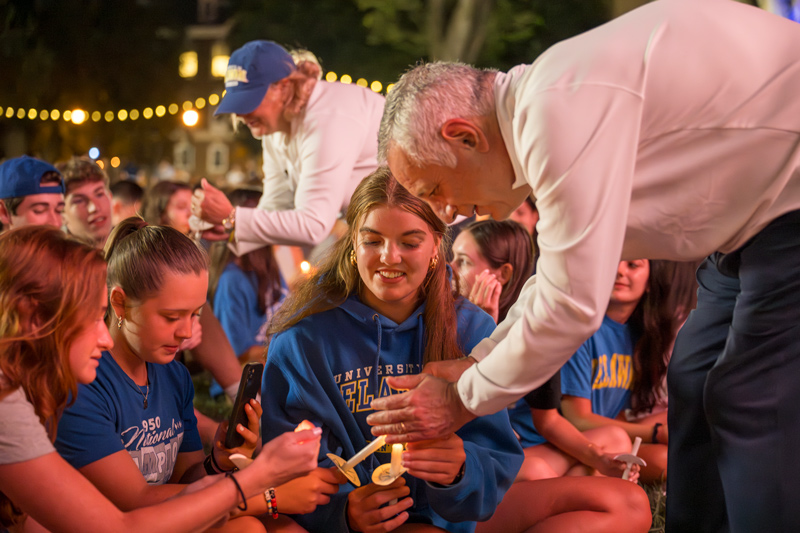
[138,381,149,409]
[136,367,150,409]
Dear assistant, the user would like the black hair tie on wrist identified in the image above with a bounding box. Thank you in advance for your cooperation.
[226,472,248,511]
[652,422,663,444]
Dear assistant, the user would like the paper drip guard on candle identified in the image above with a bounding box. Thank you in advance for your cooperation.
[372,443,407,486]
[614,436,646,481]
[327,435,387,487]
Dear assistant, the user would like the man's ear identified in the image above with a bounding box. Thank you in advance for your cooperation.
[0,200,12,227]
[496,263,513,286]
[440,119,489,152]
[109,286,128,322]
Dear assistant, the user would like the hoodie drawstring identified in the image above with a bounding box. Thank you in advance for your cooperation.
[372,314,382,401]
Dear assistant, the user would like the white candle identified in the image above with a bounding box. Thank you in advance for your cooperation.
[344,435,387,469]
[389,443,403,477]
[622,437,643,481]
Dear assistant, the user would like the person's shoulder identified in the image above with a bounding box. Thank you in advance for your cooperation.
[312,81,385,113]
[216,262,257,292]
[455,296,495,328]
[270,308,341,346]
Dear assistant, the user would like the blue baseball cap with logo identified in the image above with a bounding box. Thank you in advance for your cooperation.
[0,155,65,199]
[214,40,296,116]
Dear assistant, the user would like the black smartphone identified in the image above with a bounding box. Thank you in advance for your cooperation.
[224,362,264,449]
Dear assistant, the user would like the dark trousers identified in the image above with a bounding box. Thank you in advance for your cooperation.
[666,209,800,533]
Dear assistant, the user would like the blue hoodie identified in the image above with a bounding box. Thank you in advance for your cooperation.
[261,294,523,533]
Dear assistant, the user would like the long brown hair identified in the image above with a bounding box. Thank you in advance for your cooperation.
[462,219,534,322]
[268,167,464,363]
[209,189,282,313]
[627,260,698,414]
[0,226,107,428]
[0,227,107,528]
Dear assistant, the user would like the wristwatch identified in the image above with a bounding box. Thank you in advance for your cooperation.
[221,208,236,231]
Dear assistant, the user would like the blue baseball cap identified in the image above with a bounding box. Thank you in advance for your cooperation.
[214,40,296,116]
[0,156,64,199]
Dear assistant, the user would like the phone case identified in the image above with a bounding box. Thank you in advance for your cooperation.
[224,362,264,449]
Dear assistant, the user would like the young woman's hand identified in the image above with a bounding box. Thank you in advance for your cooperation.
[403,434,466,486]
[254,427,322,488]
[276,466,347,515]
[212,399,262,471]
[468,270,502,323]
[346,478,413,533]
[594,452,640,483]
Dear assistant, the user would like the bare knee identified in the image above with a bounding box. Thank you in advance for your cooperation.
[586,425,632,454]
[516,454,558,482]
[617,482,653,533]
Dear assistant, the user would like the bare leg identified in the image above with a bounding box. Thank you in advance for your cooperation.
[476,478,651,533]
[258,515,308,532]
[518,426,633,481]
[637,444,667,484]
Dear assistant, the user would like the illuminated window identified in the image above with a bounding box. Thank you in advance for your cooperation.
[179,51,199,78]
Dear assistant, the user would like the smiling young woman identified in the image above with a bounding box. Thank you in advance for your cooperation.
[260,167,522,533]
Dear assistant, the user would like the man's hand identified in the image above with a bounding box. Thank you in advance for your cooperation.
[422,357,476,383]
[367,374,475,444]
[191,178,233,226]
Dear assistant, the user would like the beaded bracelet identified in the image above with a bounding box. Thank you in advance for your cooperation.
[226,472,247,511]
[264,487,278,519]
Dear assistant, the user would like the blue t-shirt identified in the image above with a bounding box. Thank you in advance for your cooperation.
[560,315,635,418]
[507,372,561,448]
[55,351,202,484]
[213,262,287,358]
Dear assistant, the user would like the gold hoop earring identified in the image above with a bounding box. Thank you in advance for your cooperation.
[350,249,357,267]
[117,316,123,329]
[429,256,438,271]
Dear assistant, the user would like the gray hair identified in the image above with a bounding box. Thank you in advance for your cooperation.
[378,62,497,168]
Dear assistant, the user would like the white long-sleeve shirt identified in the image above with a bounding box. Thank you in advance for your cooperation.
[459,0,800,416]
[234,81,385,247]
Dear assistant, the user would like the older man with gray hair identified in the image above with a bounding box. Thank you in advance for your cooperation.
[367,1,800,531]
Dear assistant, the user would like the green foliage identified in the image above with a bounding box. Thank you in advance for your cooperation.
[353,0,608,69]
[228,0,413,83]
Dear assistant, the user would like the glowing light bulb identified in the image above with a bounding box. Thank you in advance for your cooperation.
[71,109,87,124]
[182,109,199,127]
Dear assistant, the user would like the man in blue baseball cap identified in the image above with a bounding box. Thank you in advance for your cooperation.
[192,40,385,260]
[0,155,65,231]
